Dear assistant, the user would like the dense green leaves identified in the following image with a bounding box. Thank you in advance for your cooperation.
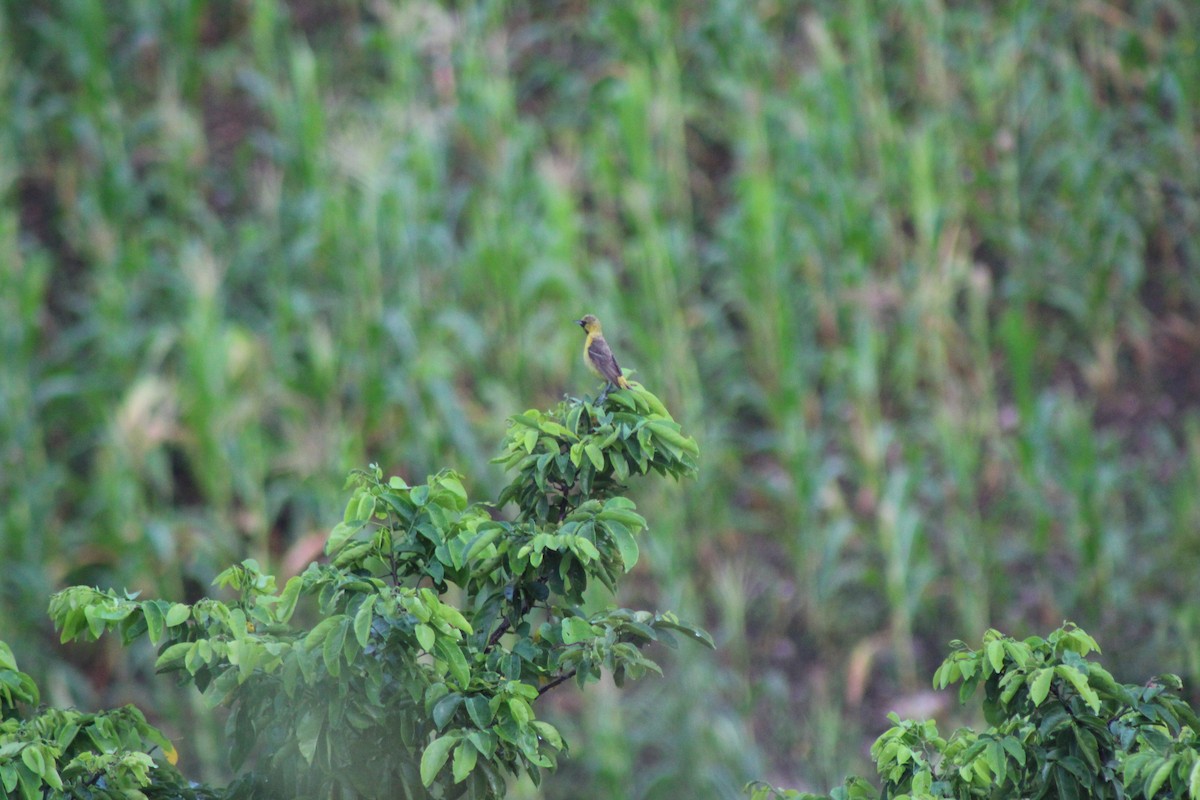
[494,387,698,524]
[0,642,38,713]
[43,385,706,798]
[771,624,1200,800]
[0,642,206,799]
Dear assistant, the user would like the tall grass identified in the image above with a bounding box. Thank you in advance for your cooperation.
[2,1,1198,795]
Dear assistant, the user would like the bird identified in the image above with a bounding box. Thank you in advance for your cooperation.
[576,314,630,397]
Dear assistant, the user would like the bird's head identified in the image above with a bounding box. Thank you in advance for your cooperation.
[575,314,602,334]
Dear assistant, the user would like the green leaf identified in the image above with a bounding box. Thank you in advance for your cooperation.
[143,602,165,645]
[1029,667,1054,706]
[326,520,363,555]
[277,576,303,623]
[605,521,639,571]
[356,493,378,522]
[2,763,18,793]
[41,763,62,792]
[530,720,563,749]
[425,683,450,715]
[986,639,1005,674]
[608,391,636,410]
[433,693,463,730]
[561,617,595,644]
[20,746,43,777]
[464,526,502,561]
[155,642,193,671]
[1073,726,1100,773]
[598,507,646,531]
[323,617,349,675]
[1002,736,1026,767]
[584,443,604,470]
[435,637,471,687]
[634,387,670,416]
[655,616,716,649]
[913,768,932,796]
[164,603,191,627]
[438,605,473,635]
[468,730,497,761]
[438,474,468,509]
[420,734,457,787]
[466,695,494,727]
[1055,665,1102,713]
[538,419,576,439]
[304,614,344,650]
[452,740,478,783]
[602,496,637,510]
[353,596,377,647]
[507,696,532,726]
[509,411,542,429]
[572,536,601,561]
[1004,640,1031,669]
[932,661,949,689]
[646,420,699,456]
[610,449,630,482]
[415,623,436,652]
[999,670,1023,705]
[296,709,323,765]
[1188,757,1200,799]
[1146,757,1177,799]
[986,740,1006,785]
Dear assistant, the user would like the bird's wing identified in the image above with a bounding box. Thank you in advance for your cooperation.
[588,336,624,384]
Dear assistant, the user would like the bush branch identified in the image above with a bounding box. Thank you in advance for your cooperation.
[537,669,578,697]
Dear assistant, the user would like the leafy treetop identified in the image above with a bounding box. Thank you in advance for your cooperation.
[48,385,709,799]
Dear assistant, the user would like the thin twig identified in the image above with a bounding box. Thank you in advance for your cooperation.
[537,669,578,697]
[487,618,512,648]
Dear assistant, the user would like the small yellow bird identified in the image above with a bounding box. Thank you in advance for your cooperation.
[576,314,631,392]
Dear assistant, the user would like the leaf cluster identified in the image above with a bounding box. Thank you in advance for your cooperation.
[751,623,1200,800]
[47,387,709,799]
[0,641,209,800]
[494,386,699,524]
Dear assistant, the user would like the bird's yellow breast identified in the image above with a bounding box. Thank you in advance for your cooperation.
[582,332,603,376]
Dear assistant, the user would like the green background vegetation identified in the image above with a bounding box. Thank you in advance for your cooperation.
[2,1,1198,797]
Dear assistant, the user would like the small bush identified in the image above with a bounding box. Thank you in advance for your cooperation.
[749,624,1200,800]
[0,640,215,799]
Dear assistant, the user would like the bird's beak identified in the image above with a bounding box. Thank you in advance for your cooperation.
[574,319,585,328]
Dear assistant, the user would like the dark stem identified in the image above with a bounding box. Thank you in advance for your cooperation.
[487,618,511,648]
[551,479,572,523]
[1051,682,1084,726]
[537,669,578,697]
[486,577,549,651]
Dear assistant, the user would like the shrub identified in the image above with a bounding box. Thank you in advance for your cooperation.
[749,624,1200,800]
[0,640,214,799]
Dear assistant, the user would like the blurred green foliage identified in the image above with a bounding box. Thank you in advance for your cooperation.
[1,0,1198,796]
